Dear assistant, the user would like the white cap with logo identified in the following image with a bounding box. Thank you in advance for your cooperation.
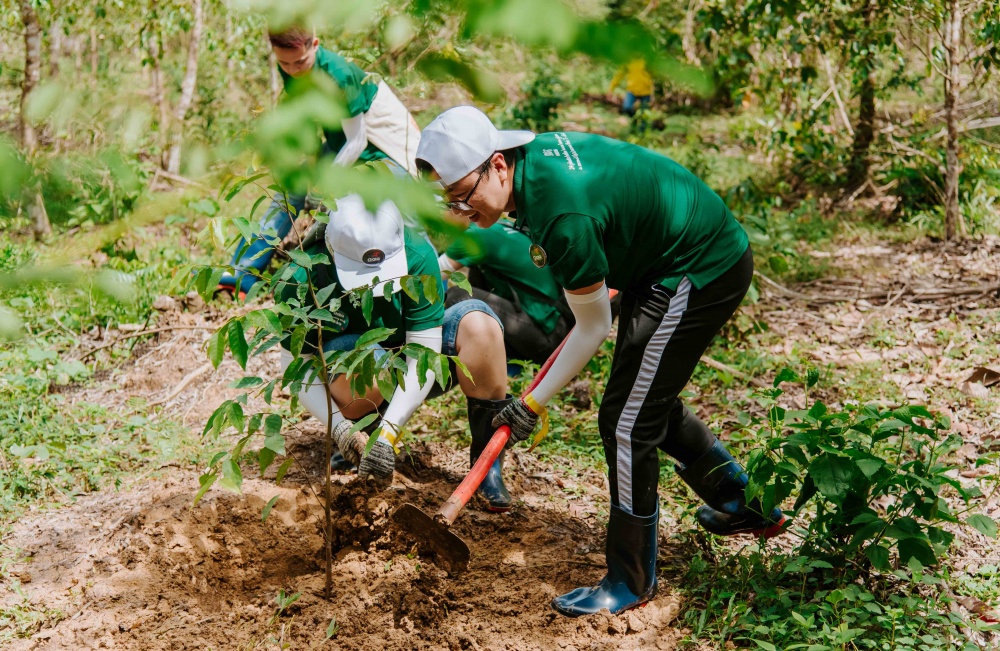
[415,105,536,186]
[324,194,408,294]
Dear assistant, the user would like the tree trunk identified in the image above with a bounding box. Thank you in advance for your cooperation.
[28,189,51,240]
[846,0,879,192]
[681,0,702,66]
[19,0,42,155]
[269,47,281,106]
[90,28,98,75]
[166,0,203,174]
[49,17,62,77]
[943,0,964,240]
[146,0,171,170]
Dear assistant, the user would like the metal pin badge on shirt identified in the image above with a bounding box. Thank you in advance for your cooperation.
[529,243,547,268]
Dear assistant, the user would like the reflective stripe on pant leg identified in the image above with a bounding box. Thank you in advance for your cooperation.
[613,278,692,513]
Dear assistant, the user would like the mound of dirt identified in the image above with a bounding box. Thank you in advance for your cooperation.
[5,445,687,651]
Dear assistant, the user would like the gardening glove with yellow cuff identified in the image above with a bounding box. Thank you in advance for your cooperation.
[492,394,548,448]
[357,424,398,482]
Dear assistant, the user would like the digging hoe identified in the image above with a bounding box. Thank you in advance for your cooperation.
[393,290,618,573]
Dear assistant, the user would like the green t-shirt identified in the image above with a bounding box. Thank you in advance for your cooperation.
[275,227,444,354]
[510,132,749,292]
[445,221,564,334]
[280,46,387,163]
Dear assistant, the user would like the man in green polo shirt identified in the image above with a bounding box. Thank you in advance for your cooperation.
[439,220,573,365]
[273,193,517,510]
[415,106,787,617]
[219,25,421,298]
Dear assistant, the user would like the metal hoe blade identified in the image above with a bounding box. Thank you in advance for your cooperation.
[392,503,471,574]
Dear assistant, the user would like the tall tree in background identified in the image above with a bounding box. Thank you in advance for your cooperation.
[906,0,1000,239]
[18,0,51,239]
[166,0,203,174]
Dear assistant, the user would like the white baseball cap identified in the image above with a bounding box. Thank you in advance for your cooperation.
[325,194,408,294]
[415,106,535,186]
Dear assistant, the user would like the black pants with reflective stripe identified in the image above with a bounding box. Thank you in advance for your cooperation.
[598,247,754,517]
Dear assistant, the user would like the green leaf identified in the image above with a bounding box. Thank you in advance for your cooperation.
[807,454,857,502]
[376,371,396,403]
[261,495,281,522]
[208,323,228,369]
[420,275,440,305]
[264,415,285,455]
[355,327,395,350]
[287,248,314,269]
[449,271,472,296]
[259,447,276,474]
[231,376,264,389]
[275,457,295,484]
[855,457,884,479]
[773,367,799,387]
[228,320,249,370]
[290,326,306,358]
[193,471,218,505]
[226,401,246,434]
[349,413,380,436]
[401,275,421,302]
[752,641,778,651]
[897,538,936,568]
[219,458,243,493]
[361,289,374,324]
[315,283,338,306]
[966,514,998,539]
[865,544,890,570]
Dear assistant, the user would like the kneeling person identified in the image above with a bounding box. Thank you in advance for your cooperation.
[274,195,516,510]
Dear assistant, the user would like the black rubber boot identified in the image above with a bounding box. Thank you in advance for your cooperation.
[552,505,658,617]
[468,395,514,512]
[676,440,786,538]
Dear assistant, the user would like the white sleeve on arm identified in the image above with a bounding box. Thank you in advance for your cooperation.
[379,327,443,437]
[528,283,612,406]
[333,113,369,167]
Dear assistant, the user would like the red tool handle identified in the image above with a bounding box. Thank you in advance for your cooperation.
[435,289,617,526]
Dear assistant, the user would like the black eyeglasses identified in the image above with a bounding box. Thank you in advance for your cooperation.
[445,163,489,213]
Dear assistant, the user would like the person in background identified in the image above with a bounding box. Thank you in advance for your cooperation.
[220,25,420,298]
[608,58,653,117]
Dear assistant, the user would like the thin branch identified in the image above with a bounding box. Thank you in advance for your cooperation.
[81,325,216,359]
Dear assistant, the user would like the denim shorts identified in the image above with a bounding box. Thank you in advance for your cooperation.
[322,299,501,358]
[441,299,502,355]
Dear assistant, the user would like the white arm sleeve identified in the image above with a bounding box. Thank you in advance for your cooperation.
[333,113,369,167]
[379,327,443,433]
[528,283,612,406]
[279,349,345,430]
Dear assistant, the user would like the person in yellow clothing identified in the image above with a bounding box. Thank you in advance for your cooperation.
[608,58,653,116]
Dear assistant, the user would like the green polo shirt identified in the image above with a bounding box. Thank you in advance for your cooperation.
[510,132,749,292]
[445,221,564,334]
[280,46,387,163]
[275,227,444,354]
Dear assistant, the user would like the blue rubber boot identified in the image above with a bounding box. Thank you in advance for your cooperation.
[468,395,514,512]
[552,504,658,617]
[676,441,786,538]
[218,195,299,296]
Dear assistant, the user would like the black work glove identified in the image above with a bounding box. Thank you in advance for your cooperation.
[491,398,539,445]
